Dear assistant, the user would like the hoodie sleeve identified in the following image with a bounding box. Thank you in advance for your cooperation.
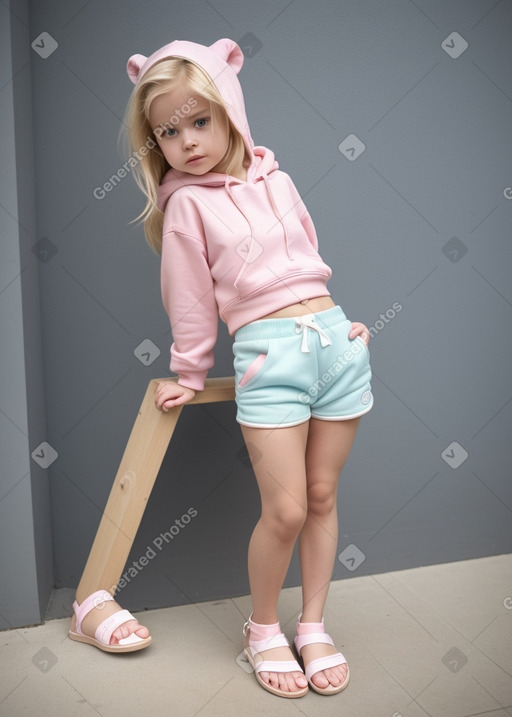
[160,226,218,392]
[281,173,319,251]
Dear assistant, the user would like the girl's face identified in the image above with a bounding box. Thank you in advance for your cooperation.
[149,88,230,175]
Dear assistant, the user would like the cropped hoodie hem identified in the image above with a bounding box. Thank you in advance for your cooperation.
[223,275,332,336]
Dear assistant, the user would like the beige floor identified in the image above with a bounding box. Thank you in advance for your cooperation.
[1,554,511,717]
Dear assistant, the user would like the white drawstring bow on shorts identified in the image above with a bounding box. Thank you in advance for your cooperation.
[294,315,333,353]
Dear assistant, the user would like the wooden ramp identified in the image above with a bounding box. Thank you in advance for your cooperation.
[76,377,236,602]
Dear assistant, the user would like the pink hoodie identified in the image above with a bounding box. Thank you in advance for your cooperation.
[127,39,332,391]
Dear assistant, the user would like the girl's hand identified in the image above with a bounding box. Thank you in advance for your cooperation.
[154,381,196,411]
[349,321,370,347]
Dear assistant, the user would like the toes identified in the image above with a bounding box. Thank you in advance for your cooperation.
[110,625,125,644]
[339,664,349,683]
[292,671,308,690]
[275,672,290,692]
[111,619,149,645]
[259,670,307,693]
[266,672,277,689]
[332,663,348,685]
[258,671,272,688]
[263,672,280,690]
[276,673,289,692]
[281,673,293,692]
[311,670,330,689]
[324,666,342,686]
[311,664,348,689]
[279,671,306,693]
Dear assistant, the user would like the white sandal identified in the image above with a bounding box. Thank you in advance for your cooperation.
[68,590,152,653]
[243,616,309,698]
[294,616,349,695]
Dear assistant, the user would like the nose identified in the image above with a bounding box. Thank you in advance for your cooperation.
[182,130,197,149]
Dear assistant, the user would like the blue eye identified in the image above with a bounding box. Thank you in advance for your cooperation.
[195,118,208,128]
[164,127,177,137]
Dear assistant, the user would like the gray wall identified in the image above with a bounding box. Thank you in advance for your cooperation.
[1,0,511,626]
[0,0,53,630]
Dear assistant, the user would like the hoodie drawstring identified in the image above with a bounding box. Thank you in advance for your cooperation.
[223,173,293,262]
[263,175,293,260]
[225,176,254,237]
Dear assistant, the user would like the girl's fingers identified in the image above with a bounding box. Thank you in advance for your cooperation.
[349,322,370,345]
[155,385,195,411]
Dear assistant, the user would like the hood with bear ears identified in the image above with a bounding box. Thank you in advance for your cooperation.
[127,38,256,167]
[127,38,280,213]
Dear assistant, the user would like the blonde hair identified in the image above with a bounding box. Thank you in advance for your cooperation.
[120,57,248,254]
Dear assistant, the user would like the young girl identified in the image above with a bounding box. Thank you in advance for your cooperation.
[79,38,372,697]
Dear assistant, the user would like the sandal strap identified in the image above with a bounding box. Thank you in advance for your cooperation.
[95,609,136,646]
[303,652,347,682]
[246,629,304,676]
[249,631,290,654]
[254,658,302,675]
[72,590,113,635]
[296,615,324,630]
[295,631,334,654]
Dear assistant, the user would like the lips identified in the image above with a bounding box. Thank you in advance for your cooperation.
[186,155,204,163]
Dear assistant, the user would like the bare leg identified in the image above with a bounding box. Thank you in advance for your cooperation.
[299,416,360,689]
[242,422,310,695]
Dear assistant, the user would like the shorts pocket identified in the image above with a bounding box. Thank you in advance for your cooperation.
[233,339,273,392]
[239,353,267,387]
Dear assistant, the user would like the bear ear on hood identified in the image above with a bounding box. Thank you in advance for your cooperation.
[126,53,147,84]
[209,38,244,74]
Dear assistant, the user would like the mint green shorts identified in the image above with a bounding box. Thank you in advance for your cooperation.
[233,306,373,428]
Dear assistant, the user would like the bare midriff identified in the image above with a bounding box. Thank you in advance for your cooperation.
[258,295,335,320]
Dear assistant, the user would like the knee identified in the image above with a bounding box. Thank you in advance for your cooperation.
[306,482,337,517]
[262,503,306,542]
